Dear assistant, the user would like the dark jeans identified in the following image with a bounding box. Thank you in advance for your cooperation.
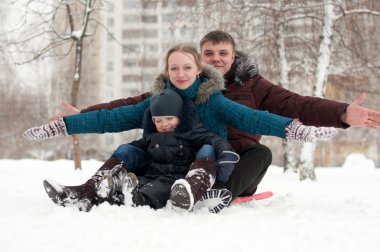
[225,144,272,198]
[112,144,151,175]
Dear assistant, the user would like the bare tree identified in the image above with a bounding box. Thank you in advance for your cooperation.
[298,0,380,180]
[3,0,105,169]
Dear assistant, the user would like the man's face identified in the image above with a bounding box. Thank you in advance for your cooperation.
[201,41,235,75]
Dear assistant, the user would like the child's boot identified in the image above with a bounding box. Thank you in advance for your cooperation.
[170,157,216,211]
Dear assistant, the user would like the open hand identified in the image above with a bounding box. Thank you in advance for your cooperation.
[342,93,380,128]
[48,102,80,123]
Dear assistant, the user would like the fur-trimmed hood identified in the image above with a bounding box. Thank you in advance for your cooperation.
[225,50,259,86]
[152,64,225,104]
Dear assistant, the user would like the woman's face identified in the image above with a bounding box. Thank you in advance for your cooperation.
[167,51,201,90]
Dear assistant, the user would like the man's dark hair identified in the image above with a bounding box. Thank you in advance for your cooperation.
[200,30,236,51]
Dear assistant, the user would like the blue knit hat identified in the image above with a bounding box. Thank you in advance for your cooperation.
[150,89,183,117]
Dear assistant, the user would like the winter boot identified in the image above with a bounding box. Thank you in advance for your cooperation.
[170,157,216,211]
[43,156,122,211]
[43,179,95,212]
[97,163,138,205]
[285,120,337,142]
[194,188,233,214]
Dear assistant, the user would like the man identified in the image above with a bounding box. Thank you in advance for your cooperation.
[51,30,380,199]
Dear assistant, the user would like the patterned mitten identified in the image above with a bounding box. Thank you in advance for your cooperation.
[285,120,337,142]
[23,117,68,141]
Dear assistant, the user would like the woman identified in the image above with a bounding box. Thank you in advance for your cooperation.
[24,43,336,211]
[42,89,239,212]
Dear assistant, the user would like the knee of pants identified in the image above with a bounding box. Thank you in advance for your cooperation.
[196,144,216,161]
[242,145,272,167]
[112,144,150,174]
[259,145,273,167]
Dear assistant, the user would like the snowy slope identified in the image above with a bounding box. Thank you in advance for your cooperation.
[1,155,379,252]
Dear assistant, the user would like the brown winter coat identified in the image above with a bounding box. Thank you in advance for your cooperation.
[223,51,349,153]
[81,51,349,153]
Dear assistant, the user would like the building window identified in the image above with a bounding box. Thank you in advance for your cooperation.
[122,74,141,82]
[162,14,175,22]
[122,30,143,39]
[142,58,158,67]
[144,30,157,38]
[123,58,140,68]
[142,15,157,23]
[123,15,141,24]
[123,0,141,9]
[123,44,141,54]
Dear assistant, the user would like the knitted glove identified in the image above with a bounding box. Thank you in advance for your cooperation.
[216,151,240,183]
[285,120,338,143]
[23,117,68,141]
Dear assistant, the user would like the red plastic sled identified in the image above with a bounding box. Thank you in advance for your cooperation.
[232,191,273,204]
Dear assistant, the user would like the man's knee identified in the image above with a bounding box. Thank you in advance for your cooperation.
[256,145,272,167]
[241,144,272,167]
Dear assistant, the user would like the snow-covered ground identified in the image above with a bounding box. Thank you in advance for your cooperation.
[1,154,379,252]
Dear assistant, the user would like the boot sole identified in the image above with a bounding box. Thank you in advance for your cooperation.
[43,180,65,206]
[170,183,192,211]
[198,189,232,214]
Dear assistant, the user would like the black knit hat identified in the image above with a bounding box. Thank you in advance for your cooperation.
[150,89,183,117]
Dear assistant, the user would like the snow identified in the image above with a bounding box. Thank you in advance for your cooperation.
[1,155,380,252]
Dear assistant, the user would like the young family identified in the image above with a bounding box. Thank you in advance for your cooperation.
[24,31,380,213]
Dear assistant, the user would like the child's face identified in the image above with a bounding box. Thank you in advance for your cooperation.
[152,116,180,133]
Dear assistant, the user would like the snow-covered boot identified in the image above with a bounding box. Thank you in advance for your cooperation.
[170,157,216,211]
[43,156,122,211]
[97,164,138,205]
[285,120,337,142]
[43,179,95,212]
[194,188,233,214]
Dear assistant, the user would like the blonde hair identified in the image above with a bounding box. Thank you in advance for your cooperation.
[164,43,203,74]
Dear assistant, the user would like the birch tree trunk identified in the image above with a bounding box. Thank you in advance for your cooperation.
[275,3,298,173]
[298,1,335,180]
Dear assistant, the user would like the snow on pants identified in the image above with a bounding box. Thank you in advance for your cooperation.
[131,176,176,209]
